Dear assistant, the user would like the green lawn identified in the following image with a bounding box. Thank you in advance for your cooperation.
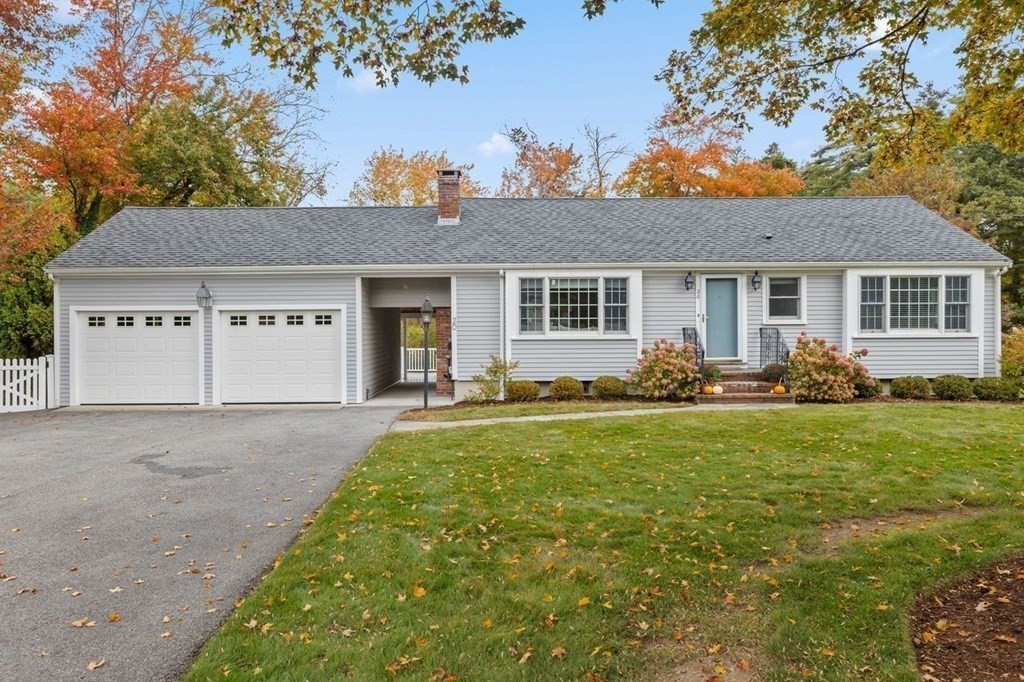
[399,399,687,422]
[186,404,1024,681]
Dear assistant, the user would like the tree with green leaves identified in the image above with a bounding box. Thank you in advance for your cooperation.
[760,143,796,171]
[799,144,874,196]
[213,1,1024,153]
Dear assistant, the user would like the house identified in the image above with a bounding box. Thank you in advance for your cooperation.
[45,170,1011,406]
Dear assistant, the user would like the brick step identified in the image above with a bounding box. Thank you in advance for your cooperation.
[696,392,795,405]
[715,381,778,392]
[717,371,766,382]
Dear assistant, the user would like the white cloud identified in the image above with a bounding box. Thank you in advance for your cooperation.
[866,18,890,51]
[476,132,514,158]
[347,69,385,93]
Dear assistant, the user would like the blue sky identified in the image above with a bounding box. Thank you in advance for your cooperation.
[259,2,964,204]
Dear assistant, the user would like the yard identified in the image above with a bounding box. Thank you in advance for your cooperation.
[186,404,1024,681]
[399,399,688,422]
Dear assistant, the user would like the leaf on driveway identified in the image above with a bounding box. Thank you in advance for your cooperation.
[71,618,96,628]
[87,659,105,671]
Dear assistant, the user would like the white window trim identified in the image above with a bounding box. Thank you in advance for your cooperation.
[68,306,204,407]
[506,270,643,341]
[853,271,980,337]
[211,304,347,406]
[762,274,807,325]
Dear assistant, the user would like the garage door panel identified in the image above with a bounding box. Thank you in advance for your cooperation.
[220,309,342,404]
[78,311,199,405]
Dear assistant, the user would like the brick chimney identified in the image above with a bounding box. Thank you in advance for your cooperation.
[437,169,461,226]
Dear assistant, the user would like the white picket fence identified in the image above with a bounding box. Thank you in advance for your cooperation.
[1,355,56,413]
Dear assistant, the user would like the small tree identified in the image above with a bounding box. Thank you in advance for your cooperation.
[467,355,519,402]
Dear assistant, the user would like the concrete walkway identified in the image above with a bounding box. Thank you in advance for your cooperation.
[391,401,795,432]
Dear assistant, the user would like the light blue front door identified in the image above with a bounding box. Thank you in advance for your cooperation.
[705,278,739,358]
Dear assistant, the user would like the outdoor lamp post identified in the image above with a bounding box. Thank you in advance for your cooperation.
[751,271,763,291]
[196,281,213,308]
[420,296,433,408]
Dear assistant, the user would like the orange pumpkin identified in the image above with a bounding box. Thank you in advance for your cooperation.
[773,385,787,395]
[703,385,715,395]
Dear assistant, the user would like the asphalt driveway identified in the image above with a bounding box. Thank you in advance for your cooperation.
[0,406,401,681]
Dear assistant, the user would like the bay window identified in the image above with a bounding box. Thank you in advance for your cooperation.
[858,274,971,333]
[518,276,630,334]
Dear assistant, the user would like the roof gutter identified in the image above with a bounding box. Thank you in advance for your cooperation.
[44,259,1013,277]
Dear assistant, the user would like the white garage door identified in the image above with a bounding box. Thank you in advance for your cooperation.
[77,311,200,404]
[220,310,343,403]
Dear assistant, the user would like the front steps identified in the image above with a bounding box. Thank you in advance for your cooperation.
[695,371,795,405]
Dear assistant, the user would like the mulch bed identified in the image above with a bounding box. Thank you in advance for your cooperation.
[911,556,1024,680]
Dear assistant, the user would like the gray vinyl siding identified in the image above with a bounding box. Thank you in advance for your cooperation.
[453,273,501,380]
[984,275,997,376]
[362,300,401,399]
[55,273,358,405]
[749,273,844,366]
[510,338,638,381]
[203,307,213,404]
[642,272,697,346]
[853,336,980,378]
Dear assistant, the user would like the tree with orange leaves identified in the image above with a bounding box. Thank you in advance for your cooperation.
[349,147,485,206]
[615,110,804,198]
[497,125,584,198]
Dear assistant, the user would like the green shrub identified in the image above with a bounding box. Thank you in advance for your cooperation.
[973,377,1019,401]
[626,339,700,399]
[1002,327,1024,393]
[761,363,786,383]
[505,380,540,402]
[931,374,973,401]
[787,335,871,403]
[702,364,723,384]
[854,376,881,399]
[591,375,627,399]
[890,376,931,400]
[549,376,584,400]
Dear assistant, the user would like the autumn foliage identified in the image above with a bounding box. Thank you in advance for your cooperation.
[626,339,700,399]
[349,147,484,206]
[787,334,873,403]
[616,113,804,197]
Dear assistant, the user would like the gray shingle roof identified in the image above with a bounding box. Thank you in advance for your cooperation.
[47,196,1010,270]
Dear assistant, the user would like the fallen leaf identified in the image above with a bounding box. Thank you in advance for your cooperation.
[71,618,96,628]
[551,646,567,659]
[107,612,121,623]
[87,659,105,671]
[577,597,591,607]
[995,634,1017,643]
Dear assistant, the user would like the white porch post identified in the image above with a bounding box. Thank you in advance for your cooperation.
[402,317,408,383]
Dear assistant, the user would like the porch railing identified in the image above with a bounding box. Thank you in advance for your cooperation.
[759,327,790,381]
[680,327,705,378]
[402,347,437,374]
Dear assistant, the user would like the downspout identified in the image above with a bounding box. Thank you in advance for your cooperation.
[499,269,506,399]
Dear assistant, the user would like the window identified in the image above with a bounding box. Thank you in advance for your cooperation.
[314,314,333,326]
[87,316,105,327]
[944,275,970,331]
[859,277,886,332]
[116,316,134,327]
[173,315,192,327]
[549,278,599,332]
[604,278,628,332]
[766,277,801,320]
[286,314,304,326]
[519,278,544,333]
[145,315,163,327]
[890,276,939,330]
[258,314,276,326]
[229,314,247,326]
[859,274,971,333]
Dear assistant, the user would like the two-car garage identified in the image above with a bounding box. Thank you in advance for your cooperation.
[73,308,345,405]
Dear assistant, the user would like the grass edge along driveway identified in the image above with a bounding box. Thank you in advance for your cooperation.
[185,403,1024,681]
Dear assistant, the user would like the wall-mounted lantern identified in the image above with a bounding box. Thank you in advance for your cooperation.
[684,271,695,291]
[751,271,763,291]
[195,281,213,308]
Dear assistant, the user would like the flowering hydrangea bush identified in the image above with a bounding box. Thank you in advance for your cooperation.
[626,339,700,399]
[787,334,873,403]
[1003,327,1024,395]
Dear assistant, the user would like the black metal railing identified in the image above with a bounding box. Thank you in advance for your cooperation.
[759,327,790,381]
[681,327,705,377]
